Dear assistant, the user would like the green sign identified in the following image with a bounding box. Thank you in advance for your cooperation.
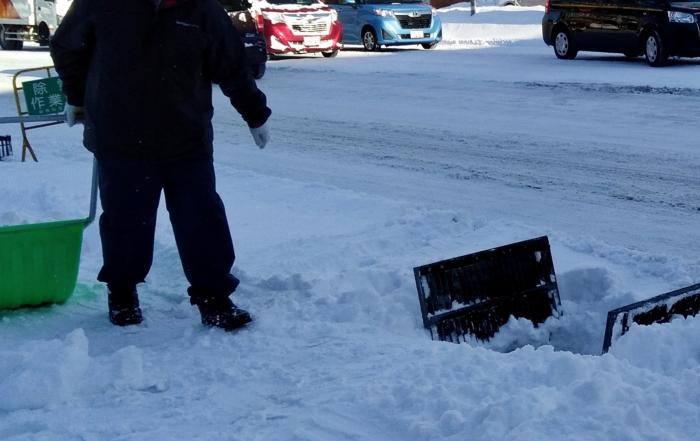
[22,77,66,116]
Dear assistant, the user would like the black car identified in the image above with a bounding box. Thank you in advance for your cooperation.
[219,0,268,78]
[542,0,700,66]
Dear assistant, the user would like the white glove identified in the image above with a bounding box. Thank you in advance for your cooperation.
[249,122,270,149]
[64,103,85,127]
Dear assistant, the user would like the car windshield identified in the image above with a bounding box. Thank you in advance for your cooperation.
[266,0,320,4]
[219,0,251,10]
[364,0,423,4]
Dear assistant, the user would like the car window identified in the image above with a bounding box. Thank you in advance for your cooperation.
[266,0,321,4]
[617,0,664,6]
[219,0,252,10]
[640,0,667,7]
[364,0,423,4]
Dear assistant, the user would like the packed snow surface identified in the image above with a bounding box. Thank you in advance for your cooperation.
[1,7,700,441]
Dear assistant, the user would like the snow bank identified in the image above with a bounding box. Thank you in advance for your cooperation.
[611,317,700,374]
[438,5,544,48]
[0,155,92,226]
[1,316,699,440]
[3,157,699,438]
[0,329,89,411]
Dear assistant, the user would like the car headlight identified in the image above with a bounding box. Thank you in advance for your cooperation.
[330,9,338,21]
[668,11,696,23]
[373,9,394,16]
[431,8,437,16]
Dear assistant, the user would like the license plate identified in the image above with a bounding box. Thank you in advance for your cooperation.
[410,30,424,39]
[304,36,321,46]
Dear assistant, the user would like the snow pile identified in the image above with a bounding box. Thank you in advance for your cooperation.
[2,170,699,439]
[0,154,92,225]
[0,329,89,411]
[2,308,700,440]
[611,317,700,374]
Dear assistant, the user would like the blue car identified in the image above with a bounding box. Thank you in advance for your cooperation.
[325,0,442,51]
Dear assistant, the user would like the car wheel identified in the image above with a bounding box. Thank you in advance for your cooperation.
[362,28,379,51]
[322,49,339,58]
[553,28,577,60]
[421,42,438,50]
[0,25,22,50]
[250,63,266,80]
[644,30,668,67]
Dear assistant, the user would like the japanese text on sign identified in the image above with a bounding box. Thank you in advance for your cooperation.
[22,77,66,116]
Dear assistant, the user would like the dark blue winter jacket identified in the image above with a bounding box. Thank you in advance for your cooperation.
[50,0,271,162]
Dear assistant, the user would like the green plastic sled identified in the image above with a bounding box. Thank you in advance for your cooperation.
[0,159,97,310]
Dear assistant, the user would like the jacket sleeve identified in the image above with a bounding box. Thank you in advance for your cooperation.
[204,0,271,128]
[49,0,95,107]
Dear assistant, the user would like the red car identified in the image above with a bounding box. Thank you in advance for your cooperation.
[251,0,343,57]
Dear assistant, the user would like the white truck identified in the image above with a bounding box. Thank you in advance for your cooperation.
[0,0,68,50]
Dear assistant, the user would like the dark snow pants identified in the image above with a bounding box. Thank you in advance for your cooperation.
[96,156,240,303]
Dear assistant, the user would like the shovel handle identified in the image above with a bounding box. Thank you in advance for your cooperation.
[85,158,98,227]
[0,114,66,124]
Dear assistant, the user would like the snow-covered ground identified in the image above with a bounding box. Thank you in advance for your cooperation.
[2,7,700,440]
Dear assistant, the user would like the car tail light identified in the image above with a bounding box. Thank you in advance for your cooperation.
[255,14,264,32]
[544,0,550,13]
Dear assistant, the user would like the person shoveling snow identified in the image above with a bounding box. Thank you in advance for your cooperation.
[50,0,271,330]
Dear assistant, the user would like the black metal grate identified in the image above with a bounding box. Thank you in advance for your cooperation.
[414,236,562,343]
[602,283,700,353]
[396,14,432,29]
[0,136,12,160]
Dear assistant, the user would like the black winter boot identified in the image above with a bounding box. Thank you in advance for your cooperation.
[108,286,143,326]
[194,296,252,331]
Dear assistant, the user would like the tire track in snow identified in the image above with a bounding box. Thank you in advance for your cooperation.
[517,81,700,97]
[267,115,700,213]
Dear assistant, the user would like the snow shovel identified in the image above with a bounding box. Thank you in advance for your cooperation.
[0,114,68,124]
[0,113,97,310]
